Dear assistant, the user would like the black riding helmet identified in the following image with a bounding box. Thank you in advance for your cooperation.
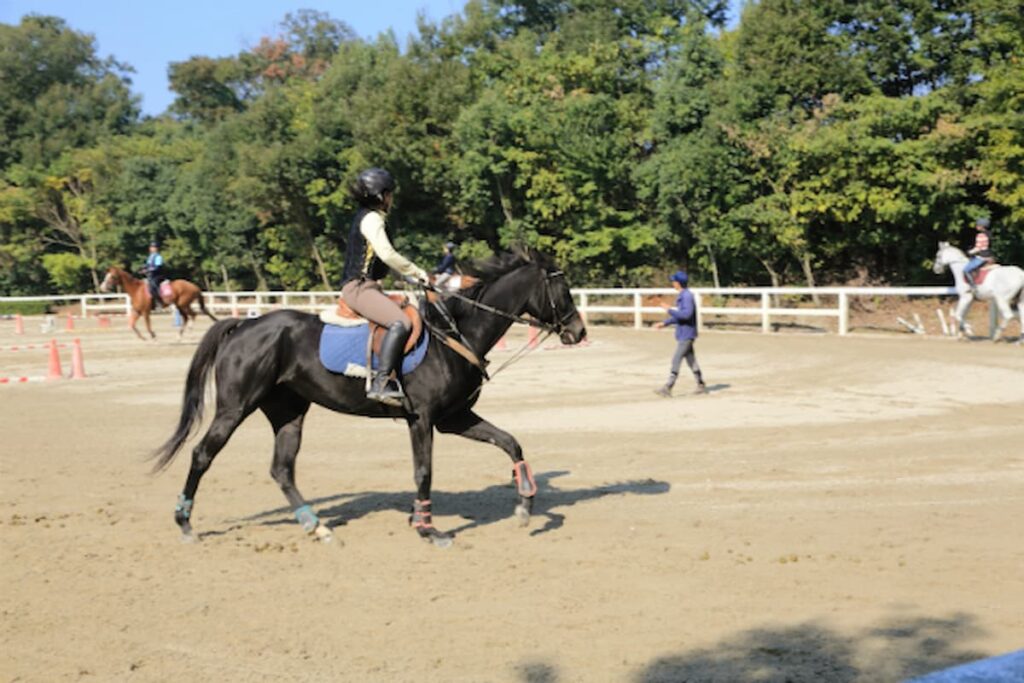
[351,168,396,207]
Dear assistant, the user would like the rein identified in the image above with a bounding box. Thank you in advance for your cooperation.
[415,269,569,382]
[421,271,571,336]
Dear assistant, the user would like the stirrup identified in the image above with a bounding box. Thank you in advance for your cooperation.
[367,374,405,406]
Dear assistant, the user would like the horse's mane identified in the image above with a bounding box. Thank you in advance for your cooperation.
[464,248,555,288]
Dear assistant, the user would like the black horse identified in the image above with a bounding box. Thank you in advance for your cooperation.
[152,250,587,545]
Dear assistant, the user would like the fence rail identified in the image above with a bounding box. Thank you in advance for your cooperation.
[2,285,996,337]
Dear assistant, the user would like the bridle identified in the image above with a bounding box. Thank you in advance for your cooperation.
[416,267,577,381]
[429,269,574,336]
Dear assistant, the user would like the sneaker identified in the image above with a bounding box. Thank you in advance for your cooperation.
[654,386,672,398]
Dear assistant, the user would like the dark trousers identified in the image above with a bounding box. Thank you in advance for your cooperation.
[666,338,702,387]
[147,271,162,303]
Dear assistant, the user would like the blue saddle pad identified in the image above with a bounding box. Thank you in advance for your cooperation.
[318,323,430,376]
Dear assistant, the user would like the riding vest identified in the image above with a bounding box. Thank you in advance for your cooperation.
[342,208,389,285]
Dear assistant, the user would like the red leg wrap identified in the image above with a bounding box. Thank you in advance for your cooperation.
[411,499,435,529]
[513,461,538,498]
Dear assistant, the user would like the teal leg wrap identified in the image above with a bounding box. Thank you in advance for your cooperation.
[175,494,193,519]
[294,505,319,532]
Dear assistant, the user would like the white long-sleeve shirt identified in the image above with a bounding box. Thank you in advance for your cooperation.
[360,211,427,282]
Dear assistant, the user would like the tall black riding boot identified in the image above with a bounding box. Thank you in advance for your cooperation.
[367,321,410,406]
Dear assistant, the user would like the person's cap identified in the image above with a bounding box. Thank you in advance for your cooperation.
[975,216,990,228]
[445,241,456,250]
[669,270,689,284]
[149,241,160,247]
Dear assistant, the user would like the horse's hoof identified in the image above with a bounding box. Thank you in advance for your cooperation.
[515,504,531,527]
[314,524,334,543]
[180,532,198,544]
[417,527,453,548]
[430,534,453,549]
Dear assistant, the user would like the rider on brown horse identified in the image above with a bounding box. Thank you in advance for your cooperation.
[144,241,166,307]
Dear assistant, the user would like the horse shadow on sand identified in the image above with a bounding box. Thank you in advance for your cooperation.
[514,612,993,682]
[240,471,669,538]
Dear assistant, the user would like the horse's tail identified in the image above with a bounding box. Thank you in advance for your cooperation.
[197,290,218,322]
[150,318,243,472]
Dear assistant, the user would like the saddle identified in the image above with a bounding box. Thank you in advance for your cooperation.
[974,262,999,286]
[319,294,423,354]
[147,280,174,306]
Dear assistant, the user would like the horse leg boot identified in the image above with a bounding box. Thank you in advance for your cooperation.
[367,321,410,407]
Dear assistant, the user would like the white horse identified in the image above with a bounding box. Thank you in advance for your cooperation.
[932,241,1024,343]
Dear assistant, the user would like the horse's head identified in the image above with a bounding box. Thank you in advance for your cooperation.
[520,255,587,345]
[932,241,964,275]
[466,249,587,345]
[99,267,120,292]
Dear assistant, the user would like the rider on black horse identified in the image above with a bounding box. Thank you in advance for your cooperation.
[144,241,165,308]
[341,168,429,406]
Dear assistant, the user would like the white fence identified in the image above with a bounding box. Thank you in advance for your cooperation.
[577,285,978,335]
[2,285,996,337]
[0,293,132,316]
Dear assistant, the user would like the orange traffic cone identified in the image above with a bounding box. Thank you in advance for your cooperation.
[231,306,240,319]
[14,313,24,335]
[528,325,539,348]
[97,315,111,328]
[495,336,507,351]
[71,339,86,379]
[65,312,74,331]
[46,339,63,380]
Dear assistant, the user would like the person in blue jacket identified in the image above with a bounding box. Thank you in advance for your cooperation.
[432,241,458,288]
[654,270,707,397]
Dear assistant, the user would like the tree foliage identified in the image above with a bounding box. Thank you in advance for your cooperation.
[1,1,1022,295]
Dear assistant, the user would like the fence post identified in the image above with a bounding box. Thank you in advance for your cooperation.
[634,292,642,329]
[80,296,88,318]
[761,292,770,333]
[838,291,849,336]
[124,295,132,316]
[694,292,704,333]
[579,291,588,325]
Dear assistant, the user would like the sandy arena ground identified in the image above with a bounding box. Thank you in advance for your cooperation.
[1,313,1022,682]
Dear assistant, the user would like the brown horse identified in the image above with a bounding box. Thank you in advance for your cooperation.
[100,266,216,341]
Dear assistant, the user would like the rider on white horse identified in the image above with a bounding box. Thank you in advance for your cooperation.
[963,216,993,291]
[933,237,1024,343]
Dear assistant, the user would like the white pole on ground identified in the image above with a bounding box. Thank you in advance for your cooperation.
[838,292,849,336]
[913,312,924,334]
[936,309,949,336]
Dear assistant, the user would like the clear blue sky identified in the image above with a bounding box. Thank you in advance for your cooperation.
[2,0,743,116]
